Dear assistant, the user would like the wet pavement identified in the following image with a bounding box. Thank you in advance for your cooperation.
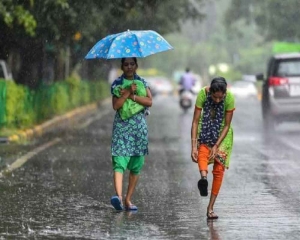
[0,94,300,239]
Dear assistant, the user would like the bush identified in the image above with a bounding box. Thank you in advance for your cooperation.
[79,80,91,105]
[5,81,35,128]
[50,82,70,115]
[0,78,110,134]
[66,77,81,108]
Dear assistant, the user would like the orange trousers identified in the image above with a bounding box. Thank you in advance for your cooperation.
[197,144,224,196]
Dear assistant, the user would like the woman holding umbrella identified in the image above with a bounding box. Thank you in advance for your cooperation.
[110,57,152,211]
[190,77,235,219]
[84,30,172,211]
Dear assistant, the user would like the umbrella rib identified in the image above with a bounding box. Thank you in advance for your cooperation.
[106,33,122,59]
[132,33,143,58]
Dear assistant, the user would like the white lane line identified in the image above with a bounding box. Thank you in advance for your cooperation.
[0,138,61,177]
[76,109,111,129]
[278,136,300,151]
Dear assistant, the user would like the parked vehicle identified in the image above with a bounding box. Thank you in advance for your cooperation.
[257,53,300,131]
[229,80,258,99]
[0,60,13,80]
[179,90,193,112]
[146,76,174,96]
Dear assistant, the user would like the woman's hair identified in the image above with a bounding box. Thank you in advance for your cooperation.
[210,77,227,94]
[121,57,138,67]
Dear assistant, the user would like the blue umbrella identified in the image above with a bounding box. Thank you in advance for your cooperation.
[85,30,174,59]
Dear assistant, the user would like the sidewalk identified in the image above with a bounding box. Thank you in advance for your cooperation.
[0,98,110,144]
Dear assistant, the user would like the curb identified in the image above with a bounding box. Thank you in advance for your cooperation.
[2,99,110,144]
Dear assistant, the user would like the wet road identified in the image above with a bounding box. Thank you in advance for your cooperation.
[0,94,300,239]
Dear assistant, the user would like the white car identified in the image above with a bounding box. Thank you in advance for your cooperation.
[146,76,174,96]
[229,80,258,98]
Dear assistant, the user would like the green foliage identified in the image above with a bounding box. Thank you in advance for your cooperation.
[1,0,205,86]
[99,81,110,99]
[0,78,110,133]
[0,80,7,126]
[50,82,70,115]
[140,0,274,84]
[236,45,272,75]
[0,0,37,35]
[144,32,231,78]
[34,85,55,122]
[79,81,91,106]
[66,77,82,108]
[89,81,110,102]
[5,81,35,128]
[225,0,300,41]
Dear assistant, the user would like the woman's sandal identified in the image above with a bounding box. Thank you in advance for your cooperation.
[207,211,218,220]
[110,196,124,211]
[125,204,138,211]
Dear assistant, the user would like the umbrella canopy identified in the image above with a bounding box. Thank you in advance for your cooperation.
[85,30,174,59]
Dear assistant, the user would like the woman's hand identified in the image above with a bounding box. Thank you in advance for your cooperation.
[209,145,218,160]
[191,146,198,163]
[130,83,137,94]
[120,88,131,98]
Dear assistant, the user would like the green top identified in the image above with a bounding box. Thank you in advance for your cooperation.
[195,87,235,117]
[195,87,235,169]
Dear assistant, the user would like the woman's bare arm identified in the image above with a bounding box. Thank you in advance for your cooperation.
[112,88,131,110]
[128,88,152,107]
[191,107,202,162]
[112,86,152,110]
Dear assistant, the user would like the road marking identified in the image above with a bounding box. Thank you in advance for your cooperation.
[0,138,61,177]
[76,109,111,129]
[279,136,300,151]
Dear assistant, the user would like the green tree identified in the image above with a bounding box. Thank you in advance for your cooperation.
[0,0,36,36]
[0,0,69,87]
[225,0,300,41]
[143,0,272,82]
[0,0,204,87]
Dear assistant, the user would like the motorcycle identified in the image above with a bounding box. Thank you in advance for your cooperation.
[179,90,194,112]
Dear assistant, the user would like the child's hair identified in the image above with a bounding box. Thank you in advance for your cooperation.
[210,77,227,94]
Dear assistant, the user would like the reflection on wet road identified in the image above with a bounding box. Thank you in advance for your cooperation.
[0,95,300,239]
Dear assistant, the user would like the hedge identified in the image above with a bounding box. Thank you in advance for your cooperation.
[0,78,110,134]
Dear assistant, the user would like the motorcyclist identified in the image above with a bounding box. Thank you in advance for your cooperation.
[179,68,196,95]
